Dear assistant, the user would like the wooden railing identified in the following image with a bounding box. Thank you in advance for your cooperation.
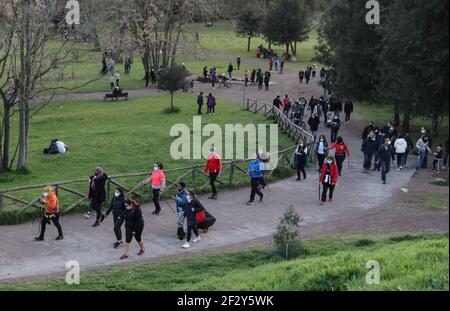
[0,98,315,216]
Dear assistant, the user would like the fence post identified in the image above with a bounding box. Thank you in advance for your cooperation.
[106,179,111,204]
[229,162,235,186]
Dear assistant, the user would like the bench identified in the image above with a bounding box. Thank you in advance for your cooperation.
[104,92,128,101]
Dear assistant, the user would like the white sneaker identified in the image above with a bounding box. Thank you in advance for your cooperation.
[396,168,401,171]
[193,237,202,243]
[182,242,191,249]
[84,212,90,219]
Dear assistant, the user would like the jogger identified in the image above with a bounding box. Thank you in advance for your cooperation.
[35,186,63,241]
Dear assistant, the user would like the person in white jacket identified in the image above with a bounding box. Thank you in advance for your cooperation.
[394,135,408,170]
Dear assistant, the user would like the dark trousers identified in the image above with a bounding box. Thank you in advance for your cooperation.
[380,160,391,182]
[331,130,339,143]
[38,213,63,239]
[317,153,326,171]
[110,83,114,90]
[335,154,346,175]
[125,224,144,243]
[209,172,218,195]
[116,79,120,87]
[433,159,441,171]
[207,106,215,114]
[364,153,374,170]
[93,200,105,221]
[396,153,406,168]
[296,161,306,180]
[113,212,126,241]
[152,188,161,212]
[197,104,203,115]
[321,182,335,202]
[345,112,351,123]
[250,177,264,202]
[187,225,199,242]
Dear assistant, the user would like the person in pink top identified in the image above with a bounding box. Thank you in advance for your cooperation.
[146,162,166,215]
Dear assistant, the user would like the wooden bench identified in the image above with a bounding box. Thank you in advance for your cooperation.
[104,92,128,101]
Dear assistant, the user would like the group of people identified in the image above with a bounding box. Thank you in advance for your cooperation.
[197,92,217,115]
[298,64,321,84]
[244,68,272,90]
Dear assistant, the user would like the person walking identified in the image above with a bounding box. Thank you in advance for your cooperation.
[147,162,166,215]
[327,137,350,176]
[305,69,311,84]
[207,93,216,115]
[91,167,108,227]
[279,57,285,74]
[182,190,204,249]
[114,71,121,88]
[299,70,305,84]
[375,137,396,184]
[250,69,256,86]
[294,142,308,181]
[394,134,408,171]
[308,114,320,141]
[204,145,222,200]
[211,71,218,89]
[415,135,432,170]
[35,186,64,241]
[257,72,264,90]
[344,100,353,124]
[319,156,339,205]
[273,96,282,110]
[269,56,274,71]
[120,199,145,259]
[150,68,157,85]
[109,73,115,91]
[236,56,241,70]
[316,135,329,172]
[362,132,378,170]
[244,69,250,87]
[197,92,204,115]
[175,182,189,240]
[330,115,341,143]
[227,62,234,79]
[264,71,271,91]
[105,187,127,249]
[246,154,265,205]
[432,144,444,172]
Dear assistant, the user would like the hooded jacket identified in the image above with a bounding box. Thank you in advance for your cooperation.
[247,159,264,178]
[106,195,127,217]
[394,138,408,154]
[205,152,222,174]
[45,192,59,214]
[320,162,339,185]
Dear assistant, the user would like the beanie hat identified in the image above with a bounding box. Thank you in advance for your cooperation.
[95,167,103,175]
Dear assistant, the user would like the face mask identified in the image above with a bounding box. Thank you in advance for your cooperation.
[153,165,158,171]
[386,141,391,145]
[327,160,333,164]
[114,191,120,198]
[43,192,48,197]
[186,195,192,203]
[421,130,426,134]
[126,205,132,211]
[320,139,324,142]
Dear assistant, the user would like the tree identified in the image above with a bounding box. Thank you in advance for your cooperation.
[157,64,190,112]
[273,206,303,259]
[262,0,310,57]
[235,3,265,52]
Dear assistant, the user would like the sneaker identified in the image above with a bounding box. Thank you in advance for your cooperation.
[137,249,145,256]
[182,242,191,249]
[84,212,90,219]
[246,201,255,206]
[383,181,387,185]
[328,198,333,202]
[296,178,301,181]
[193,236,202,243]
[100,214,105,222]
[92,221,100,227]
[120,254,129,260]
[55,235,64,240]
[396,168,401,171]
[259,194,264,202]
[35,237,44,241]
[320,201,326,206]
[113,241,123,249]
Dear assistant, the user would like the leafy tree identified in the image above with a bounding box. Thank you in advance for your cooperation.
[263,0,310,56]
[235,3,265,52]
[273,206,302,259]
[157,64,190,113]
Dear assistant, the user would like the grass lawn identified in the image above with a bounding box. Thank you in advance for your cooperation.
[0,93,293,221]
[0,233,447,291]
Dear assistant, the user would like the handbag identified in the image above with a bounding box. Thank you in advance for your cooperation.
[196,209,206,224]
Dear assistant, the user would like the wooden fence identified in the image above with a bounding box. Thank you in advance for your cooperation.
[0,98,315,215]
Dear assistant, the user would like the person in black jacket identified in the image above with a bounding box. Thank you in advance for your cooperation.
[362,132,378,170]
[294,142,308,181]
[197,92,204,115]
[308,114,320,141]
[105,187,127,249]
[182,190,203,249]
[264,71,271,91]
[330,115,341,143]
[91,167,108,227]
[374,137,396,184]
[362,121,375,141]
[344,101,354,124]
[273,96,282,109]
[120,199,145,259]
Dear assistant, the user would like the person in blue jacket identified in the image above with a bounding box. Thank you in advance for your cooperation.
[246,154,265,205]
[374,137,396,184]
[175,182,189,240]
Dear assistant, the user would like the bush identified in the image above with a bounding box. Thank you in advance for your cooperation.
[273,206,303,259]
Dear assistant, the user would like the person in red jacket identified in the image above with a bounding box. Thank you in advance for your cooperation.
[204,145,222,200]
[327,136,350,176]
[319,156,339,205]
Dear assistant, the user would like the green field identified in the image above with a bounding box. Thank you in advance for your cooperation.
[1,233,447,291]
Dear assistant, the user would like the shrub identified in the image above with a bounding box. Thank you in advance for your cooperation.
[272,206,303,259]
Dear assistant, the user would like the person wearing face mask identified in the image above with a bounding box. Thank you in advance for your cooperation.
[246,154,265,205]
[175,181,189,240]
[327,137,350,176]
[147,162,166,215]
[105,187,127,248]
[120,199,145,259]
[294,141,308,181]
[415,135,432,170]
[204,146,222,200]
[394,134,408,171]
[362,132,378,170]
[374,137,396,184]
[319,157,339,205]
[91,167,108,227]
[35,186,63,241]
[330,115,341,143]
[362,122,375,142]
[386,124,398,140]
[308,114,320,141]
[182,190,203,249]
[315,135,329,171]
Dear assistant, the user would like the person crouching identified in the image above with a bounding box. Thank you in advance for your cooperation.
[120,199,145,259]
[35,186,63,241]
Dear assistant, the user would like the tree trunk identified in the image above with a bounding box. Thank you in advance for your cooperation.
[247,36,251,52]
[402,111,410,133]
[268,40,272,49]
[393,104,400,127]
[170,92,174,112]
[431,114,441,137]
[286,42,289,56]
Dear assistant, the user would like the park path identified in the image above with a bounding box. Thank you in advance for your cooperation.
[0,54,448,282]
